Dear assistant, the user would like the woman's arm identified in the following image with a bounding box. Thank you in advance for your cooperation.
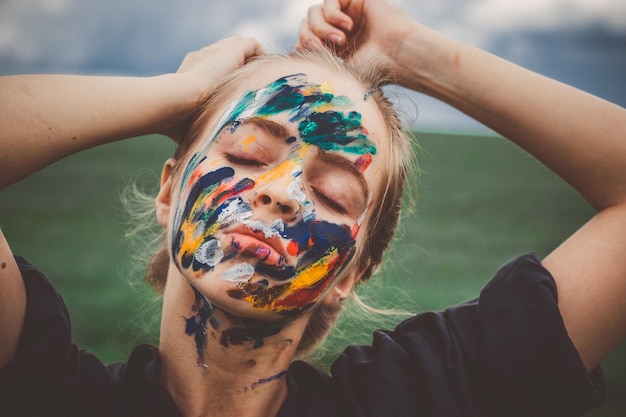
[0,36,263,190]
[0,229,26,367]
[0,35,262,366]
[300,0,626,371]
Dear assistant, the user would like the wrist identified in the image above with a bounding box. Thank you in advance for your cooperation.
[392,23,466,101]
[149,73,201,139]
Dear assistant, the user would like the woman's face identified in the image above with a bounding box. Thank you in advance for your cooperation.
[168,62,387,321]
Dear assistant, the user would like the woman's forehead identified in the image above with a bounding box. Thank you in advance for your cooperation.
[204,62,388,157]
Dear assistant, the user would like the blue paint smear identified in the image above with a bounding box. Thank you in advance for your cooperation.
[173,165,234,247]
[173,165,257,272]
[184,287,219,365]
[250,370,288,390]
[297,220,355,268]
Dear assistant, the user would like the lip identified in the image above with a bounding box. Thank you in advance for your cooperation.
[225,226,291,268]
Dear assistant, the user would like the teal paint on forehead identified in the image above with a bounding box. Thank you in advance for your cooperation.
[223,73,377,155]
[298,110,376,154]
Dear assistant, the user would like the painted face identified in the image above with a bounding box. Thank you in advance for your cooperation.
[171,72,382,320]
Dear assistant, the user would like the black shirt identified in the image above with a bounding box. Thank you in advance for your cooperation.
[0,254,605,416]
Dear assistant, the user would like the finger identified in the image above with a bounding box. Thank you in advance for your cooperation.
[342,0,365,31]
[296,18,325,50]
[307,4,346,46]
[323,0,355,31]
[239,36,265,63]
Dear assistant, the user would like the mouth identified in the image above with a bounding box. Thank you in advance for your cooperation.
[226,227,290,269]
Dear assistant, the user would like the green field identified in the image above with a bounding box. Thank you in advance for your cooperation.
[1,132,624,415]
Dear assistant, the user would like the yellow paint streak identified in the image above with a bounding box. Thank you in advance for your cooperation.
[242,134,257,152]
[315,102,338,113]
[255,144,309,186]
[288,251,336,292]
[319,81,334,94]
[256,159,297,185]
[176,184,229,267]
[242,250,338,312]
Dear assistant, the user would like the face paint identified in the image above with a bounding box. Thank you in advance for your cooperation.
[185,286,288,364]
[184,287,220,366]
[250,370,288,390]
[355,154,373,173]
[172,73,378,318]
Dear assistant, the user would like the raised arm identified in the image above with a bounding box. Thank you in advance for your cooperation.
[0,36,263,367]
[300,0,626,370]
[0,35,263,190]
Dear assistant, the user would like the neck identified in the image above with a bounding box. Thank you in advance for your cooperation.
[158,266,309,417]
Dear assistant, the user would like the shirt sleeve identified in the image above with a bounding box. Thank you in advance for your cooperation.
[0,257,114,417]
[329,253,606,417]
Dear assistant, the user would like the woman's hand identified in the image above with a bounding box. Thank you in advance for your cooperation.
[0,36,264,188]
[297,0,418,85]
[168,36,264,141]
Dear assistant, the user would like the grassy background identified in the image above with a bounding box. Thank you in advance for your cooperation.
[1,131,624,415]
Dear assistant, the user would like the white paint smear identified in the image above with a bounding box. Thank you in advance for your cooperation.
[243,218,285,238]
[195,239,224,267]
[217,198,252,225]
[222,262,255,283]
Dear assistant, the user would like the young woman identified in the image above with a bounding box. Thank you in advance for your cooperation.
[1,2,624,417]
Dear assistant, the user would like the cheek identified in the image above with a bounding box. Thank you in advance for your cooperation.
[171,164,256,274]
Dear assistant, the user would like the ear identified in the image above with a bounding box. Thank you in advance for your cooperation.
[156,158,177,228]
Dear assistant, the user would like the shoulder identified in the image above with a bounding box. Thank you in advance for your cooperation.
[2,259,178,417]
[323,253,605,417]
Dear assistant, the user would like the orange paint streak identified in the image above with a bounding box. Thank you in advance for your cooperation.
[287,240,299,256]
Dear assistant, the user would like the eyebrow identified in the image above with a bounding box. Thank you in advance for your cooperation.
[317,149,370,209]
[242,118,291,142]
[237,118,371,210]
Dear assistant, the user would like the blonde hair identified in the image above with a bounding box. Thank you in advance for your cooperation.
[141,46,415,356]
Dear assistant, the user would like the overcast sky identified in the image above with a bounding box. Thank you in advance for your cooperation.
[1,0,625,132]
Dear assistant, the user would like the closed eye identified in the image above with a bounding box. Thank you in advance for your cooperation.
[224,154,266,168]
[311,186,347,215]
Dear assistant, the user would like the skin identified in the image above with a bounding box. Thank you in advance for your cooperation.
[300,0,626,371]
[0,36,264,369]
[2,1,624,415]
[155,60,389,417]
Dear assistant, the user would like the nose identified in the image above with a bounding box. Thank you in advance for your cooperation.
[253,184,301,222]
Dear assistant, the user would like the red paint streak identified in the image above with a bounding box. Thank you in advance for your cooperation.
[211,180,254,207]
[274,276,330,308]
[355,154,372,173]
[351,223,360,238]
[188,166,204,188]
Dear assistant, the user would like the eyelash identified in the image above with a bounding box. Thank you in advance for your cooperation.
[224,154,266,168]
[311,186,347,215]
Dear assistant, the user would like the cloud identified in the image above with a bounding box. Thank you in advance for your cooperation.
[0,0,624,131]
[465,0,626,34]
[231,0,318,50]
